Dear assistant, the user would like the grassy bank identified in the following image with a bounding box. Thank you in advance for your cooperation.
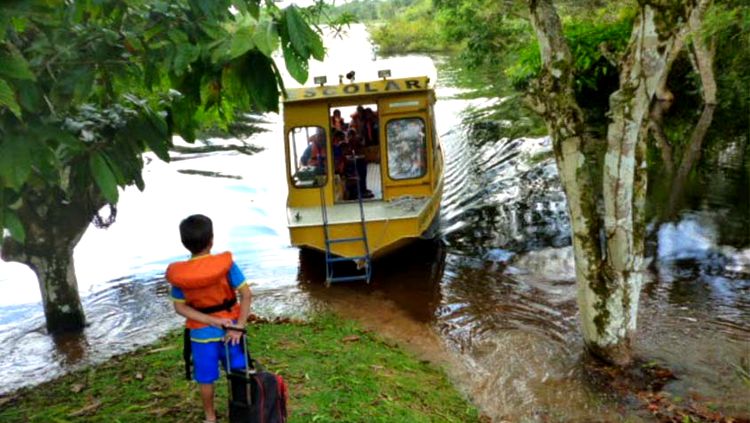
[0,314,482,422]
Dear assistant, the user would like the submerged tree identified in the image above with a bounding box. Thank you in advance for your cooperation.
[526,0,712,365]
[0,0,324,333]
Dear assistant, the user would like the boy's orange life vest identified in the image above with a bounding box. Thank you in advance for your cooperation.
[165,252,239,329]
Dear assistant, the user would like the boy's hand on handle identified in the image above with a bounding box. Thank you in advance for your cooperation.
[223,324,245,345]
[209,316,233,329]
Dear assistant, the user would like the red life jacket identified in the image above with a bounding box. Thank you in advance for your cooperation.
[166,251,239,329]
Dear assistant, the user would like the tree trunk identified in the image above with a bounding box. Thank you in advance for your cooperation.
[526,0,611,362]
[1,188,102,334]
[667,103,717,214]
[528,0,709,365]
[668,12,717,216]
[649,99,675,174]
[7,242,87,333]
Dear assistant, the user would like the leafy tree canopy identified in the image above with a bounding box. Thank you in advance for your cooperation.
[0,0,325,242]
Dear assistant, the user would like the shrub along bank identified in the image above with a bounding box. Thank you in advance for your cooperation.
[0,314,482,422]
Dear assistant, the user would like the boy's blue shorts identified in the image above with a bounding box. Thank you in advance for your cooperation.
[191,340,247,384]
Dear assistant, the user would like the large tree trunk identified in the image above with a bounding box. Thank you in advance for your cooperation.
[1,188,102,334]
[528,0,709,365]
[527,0,609,362]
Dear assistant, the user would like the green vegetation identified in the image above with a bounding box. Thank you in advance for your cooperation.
[328,0,449,55]
[369,0,448,55]
[0,0,324,239]
[0,315,482,422]
[0,0,327,334]
[363,0,749,164]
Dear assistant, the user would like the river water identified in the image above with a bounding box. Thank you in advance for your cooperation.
[1,25,748,421]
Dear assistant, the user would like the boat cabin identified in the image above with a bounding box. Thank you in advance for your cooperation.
[283,72,444,282]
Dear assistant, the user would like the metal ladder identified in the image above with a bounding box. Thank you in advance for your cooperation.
[319,158,372,285]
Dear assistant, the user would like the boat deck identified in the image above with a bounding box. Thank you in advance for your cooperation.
[288,194,430,227]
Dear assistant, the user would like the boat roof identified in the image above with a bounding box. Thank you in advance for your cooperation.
[283,76,431,104]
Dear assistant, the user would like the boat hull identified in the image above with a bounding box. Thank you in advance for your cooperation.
[288,183,442,260]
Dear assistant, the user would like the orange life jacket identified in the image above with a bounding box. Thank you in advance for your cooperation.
[308,141,326,167]
[166,251,239,329]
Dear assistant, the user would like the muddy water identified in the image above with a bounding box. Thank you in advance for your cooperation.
[1,25,749,421]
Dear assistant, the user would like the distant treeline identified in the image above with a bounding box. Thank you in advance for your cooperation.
[328,0,416,23]
[331,0,749,141]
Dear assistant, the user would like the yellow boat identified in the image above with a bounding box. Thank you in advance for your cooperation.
[283,71,443,283]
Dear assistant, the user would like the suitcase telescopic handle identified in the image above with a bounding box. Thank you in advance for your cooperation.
[224,330,255,379]
[222,325,247,334]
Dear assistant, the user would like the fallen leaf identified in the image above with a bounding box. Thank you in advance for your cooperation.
[341,335,360,343]
[147,346,176,354]
[68,399,101,417]
[149,408,169,416]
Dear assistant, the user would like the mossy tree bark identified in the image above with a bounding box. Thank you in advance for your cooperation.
[527,0,710,365]
[1,188,104,333]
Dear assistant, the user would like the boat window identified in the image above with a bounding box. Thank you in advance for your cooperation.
[386,118,427,180]
[288,126,328,188]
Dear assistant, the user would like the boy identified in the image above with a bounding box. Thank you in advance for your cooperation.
[165,214,252,423]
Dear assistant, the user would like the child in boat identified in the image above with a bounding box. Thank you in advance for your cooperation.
[345,128,374,199]
[300,131,326,173]
[331,109,345,131]
[332,130,347,175]
[165,214,252,423]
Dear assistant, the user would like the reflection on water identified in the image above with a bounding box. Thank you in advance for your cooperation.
[1,24,749,421]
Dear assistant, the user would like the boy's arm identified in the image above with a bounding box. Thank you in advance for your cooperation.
[173,302,232,328]
[236,284,252,326]
[224,284,251,345]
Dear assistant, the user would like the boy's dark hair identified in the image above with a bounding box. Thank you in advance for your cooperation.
[179,214,213,254]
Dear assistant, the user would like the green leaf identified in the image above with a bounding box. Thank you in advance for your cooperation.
[0,78,21,118]
[4,209,25,243]
[283,43,308,84]
[247,0,260,19]
[253,18,279,57]
[308,31,324,61]
[241,52,279,112]
[16,79,42,113]
[134,172,145,191]
[200,22,227,41]
[0,49,35,81]
[284,6,310,57]
[89,152,119,204]
[0,134,32,189]
[210,39,232,64]
[143,113,172,162]
[189,0,230,20]
[71,67,95,102]
[170,97,198,143]
[229,24,256,60]
[173,43,200,76]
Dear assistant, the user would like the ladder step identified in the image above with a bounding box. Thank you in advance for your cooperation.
[327,237,366,244]
[328,275,369,283]
[327,255,369,263]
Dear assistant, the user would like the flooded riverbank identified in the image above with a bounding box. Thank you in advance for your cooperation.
[1,25,748,421]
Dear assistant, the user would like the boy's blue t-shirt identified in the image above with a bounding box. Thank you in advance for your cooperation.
[171,261,247,342]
